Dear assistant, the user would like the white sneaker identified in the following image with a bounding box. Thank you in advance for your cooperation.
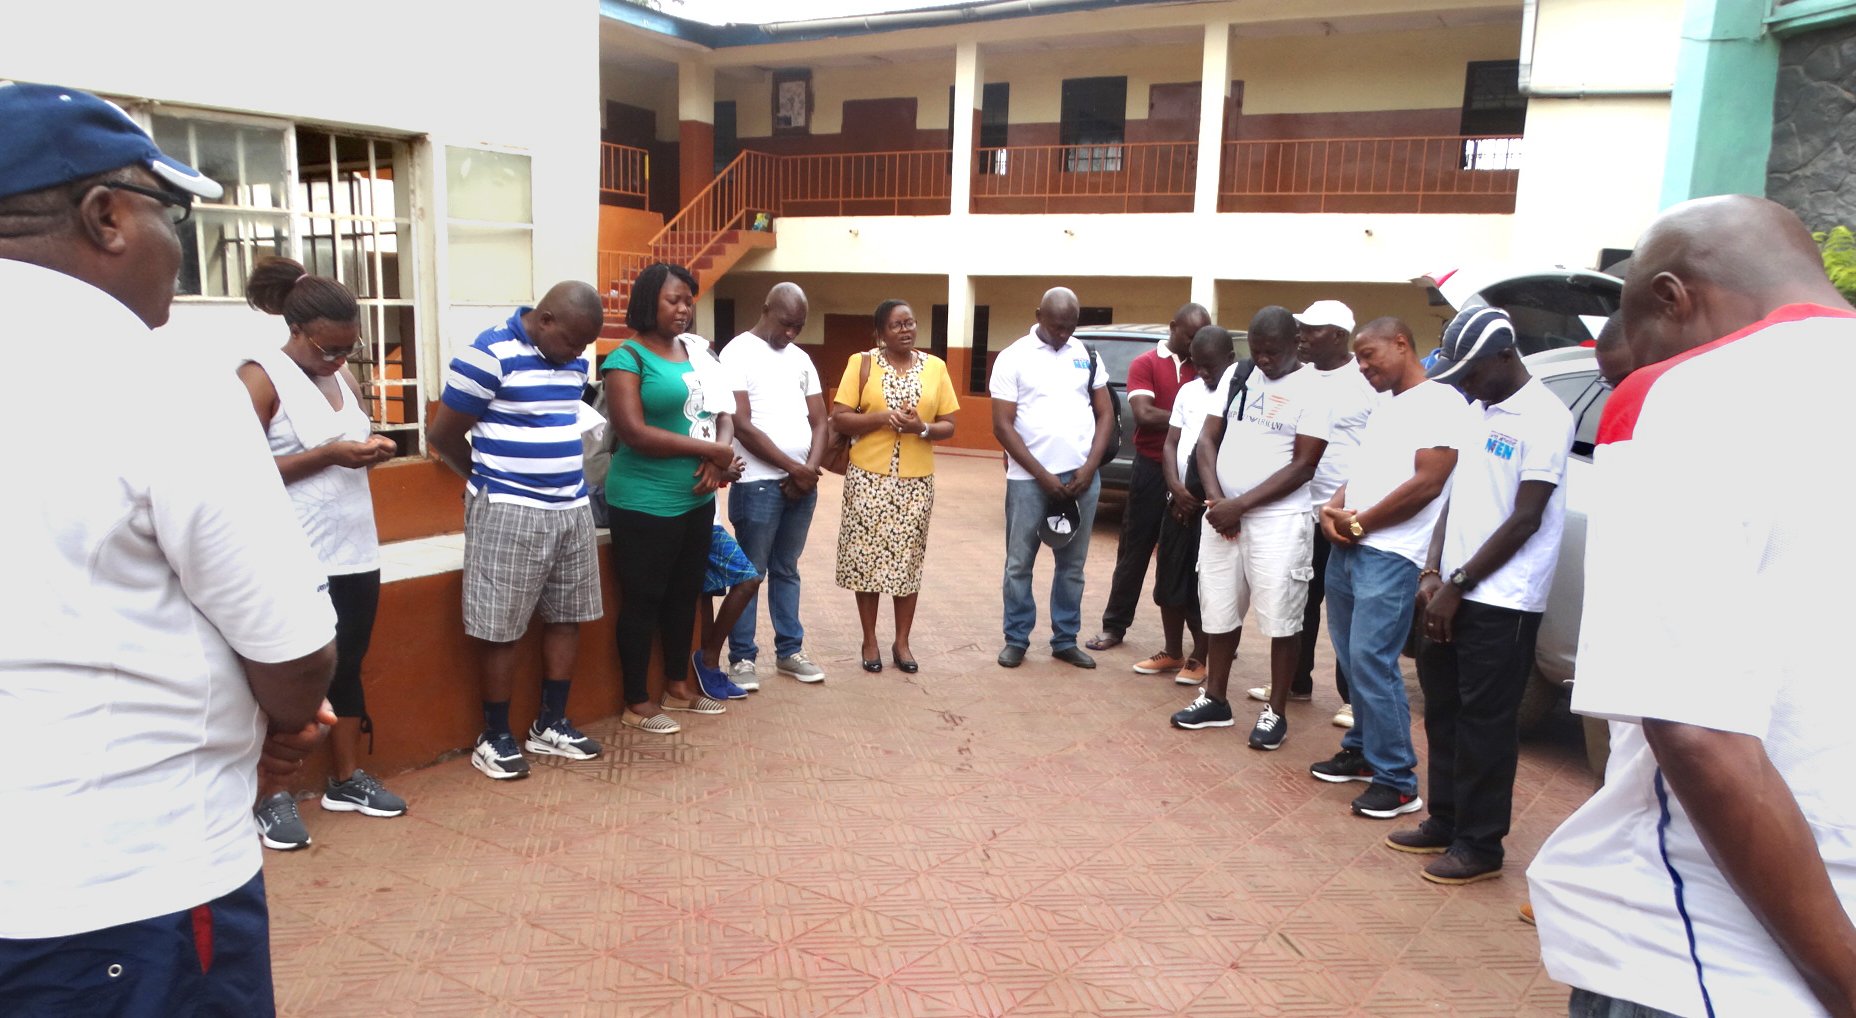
[728,659,760,692]
[1247,686,1313,703]
[1332,703,1355,728]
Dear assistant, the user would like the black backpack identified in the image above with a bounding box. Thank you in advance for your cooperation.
[1183,358,1253,501]
[1086,347,1124,464]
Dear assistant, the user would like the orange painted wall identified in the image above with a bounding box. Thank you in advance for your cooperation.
[598,205,664,253]
[277,548,693,794]
[370,458,466,543]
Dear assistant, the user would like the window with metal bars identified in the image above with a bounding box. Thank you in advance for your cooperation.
[144,110,425,455]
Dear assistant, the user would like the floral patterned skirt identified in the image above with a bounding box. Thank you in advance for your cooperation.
[835,465,935,596]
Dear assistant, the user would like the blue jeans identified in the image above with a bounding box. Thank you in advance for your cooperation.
[1328,543,1421,795]
[1003,472,1100,651]
[726,479,817,662]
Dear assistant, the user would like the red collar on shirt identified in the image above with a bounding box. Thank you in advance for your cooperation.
[1596,303,1856,445]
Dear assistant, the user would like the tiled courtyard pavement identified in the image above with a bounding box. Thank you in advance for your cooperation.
[268,452,1596,1017]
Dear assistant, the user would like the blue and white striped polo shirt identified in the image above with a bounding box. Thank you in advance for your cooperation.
[441,308,590,510]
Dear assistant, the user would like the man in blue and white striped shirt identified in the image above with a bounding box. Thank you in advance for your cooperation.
[427,281,609,781]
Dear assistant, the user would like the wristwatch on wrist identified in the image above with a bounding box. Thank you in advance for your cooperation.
[919,423,931,438]
[1448,567,1476,591]
[1347,519,1365,538]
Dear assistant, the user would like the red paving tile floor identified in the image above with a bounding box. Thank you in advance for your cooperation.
[267,453,1598,1017]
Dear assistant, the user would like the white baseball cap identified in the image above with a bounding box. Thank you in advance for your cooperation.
[1293,300,1355,334]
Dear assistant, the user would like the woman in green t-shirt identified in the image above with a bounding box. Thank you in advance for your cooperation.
[603,263,739,735]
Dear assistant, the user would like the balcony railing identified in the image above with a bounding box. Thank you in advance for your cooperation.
[599,142,650,207]
[648,150,778,270]
[1219,135,1522,213]
[597,249,654,316]
[971,141,1197,213]
[776,150,952,216]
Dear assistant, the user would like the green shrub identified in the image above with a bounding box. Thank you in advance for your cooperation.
[1814,226,1856,304]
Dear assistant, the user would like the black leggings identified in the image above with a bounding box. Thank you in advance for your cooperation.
[609,503,713,705]
[326,570,381,720]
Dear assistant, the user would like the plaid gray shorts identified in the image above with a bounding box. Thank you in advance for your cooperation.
[462,495,603,642]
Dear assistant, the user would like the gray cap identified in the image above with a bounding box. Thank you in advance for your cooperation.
[1428,306,1516,383]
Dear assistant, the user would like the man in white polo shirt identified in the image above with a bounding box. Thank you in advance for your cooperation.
[0,82,337,1014]
[1170,308,1330,753]
[1387,307,1571,886]
[1309,317,1460,820]
[721,282,829,687]
[989,286,1115,669]
[1529,197,1856,1017]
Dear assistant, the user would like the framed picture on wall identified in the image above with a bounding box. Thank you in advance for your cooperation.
[773,69,811,134]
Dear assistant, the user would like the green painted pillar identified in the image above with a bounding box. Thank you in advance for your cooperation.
[1661,0,1781,206]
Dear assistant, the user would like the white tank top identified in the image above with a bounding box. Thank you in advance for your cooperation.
[259,364,380,574]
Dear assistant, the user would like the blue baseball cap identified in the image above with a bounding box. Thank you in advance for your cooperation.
[0,81,223,201]
[1428,305,1516,383]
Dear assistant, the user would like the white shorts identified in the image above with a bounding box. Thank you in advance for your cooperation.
[1197,511,1314,637]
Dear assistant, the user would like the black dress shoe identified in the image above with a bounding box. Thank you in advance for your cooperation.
[1052,646,1097,669]
[861,657,883,673]
[892,645,919,674]
[997,645,1027,668]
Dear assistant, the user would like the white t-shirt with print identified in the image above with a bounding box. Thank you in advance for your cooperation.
[1440,376,1573,613]
[721,332,822,483]
[1211,364,1332,517]
[1307,357,1381,509]
[988,332,1108,482]
[1342,379,1464,565]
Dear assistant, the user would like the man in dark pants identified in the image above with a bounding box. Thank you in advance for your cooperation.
[1391,307,1571,884]
[1089,302,1210,659]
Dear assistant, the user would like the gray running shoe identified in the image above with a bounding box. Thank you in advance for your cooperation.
[321,769,408,817]
[776,652,825,683]
[255,792,311,851]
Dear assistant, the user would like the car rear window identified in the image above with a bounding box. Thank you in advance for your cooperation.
[1078,337,1151,385]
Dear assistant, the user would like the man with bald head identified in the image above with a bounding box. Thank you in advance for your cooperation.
[990,286,1116,668]
[719,282,828,687]
[1529,195,1856,1018]
[428,280,609,780]
[1090,301,1211,670]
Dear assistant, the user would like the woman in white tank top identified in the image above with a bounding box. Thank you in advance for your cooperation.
[235,257,404,851]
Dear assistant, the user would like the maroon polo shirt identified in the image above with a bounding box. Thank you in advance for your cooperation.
[1125,344,1192,463]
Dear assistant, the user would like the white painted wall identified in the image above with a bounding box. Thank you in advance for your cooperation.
[748,212,1514,308]
[3,1,601,369]
[1509,0,1682,266]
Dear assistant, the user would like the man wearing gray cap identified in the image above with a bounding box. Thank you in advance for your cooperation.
[1388,306,1571,886]
[0,82,337,1012]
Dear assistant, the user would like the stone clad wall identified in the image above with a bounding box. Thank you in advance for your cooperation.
[1769,25,1856,230]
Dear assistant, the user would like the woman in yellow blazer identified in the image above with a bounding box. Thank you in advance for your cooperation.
[830,300,960,674]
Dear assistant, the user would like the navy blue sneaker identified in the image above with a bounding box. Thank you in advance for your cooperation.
[693,651,748,700]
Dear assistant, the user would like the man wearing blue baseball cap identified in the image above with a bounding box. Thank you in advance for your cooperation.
[0,82,337,1015]
[1387,306,1572,885]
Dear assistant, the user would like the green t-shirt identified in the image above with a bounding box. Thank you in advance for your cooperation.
[602,341,716,517]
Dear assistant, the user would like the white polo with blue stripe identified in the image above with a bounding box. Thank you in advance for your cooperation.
[441,308,590,509]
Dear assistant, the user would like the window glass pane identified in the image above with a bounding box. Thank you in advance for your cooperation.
[152,115,287,209]
[174,209,290,297]
[446,148,532,223]
[448,224,533,302]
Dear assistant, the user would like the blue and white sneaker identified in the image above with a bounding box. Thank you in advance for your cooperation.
[472,731,531,780]
[693,652,749,700]
[527,718,602,760]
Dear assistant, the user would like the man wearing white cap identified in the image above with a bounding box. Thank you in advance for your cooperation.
[0,82,337,1012]
[1246,300,1379,729]
[1388,306,1570,886]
